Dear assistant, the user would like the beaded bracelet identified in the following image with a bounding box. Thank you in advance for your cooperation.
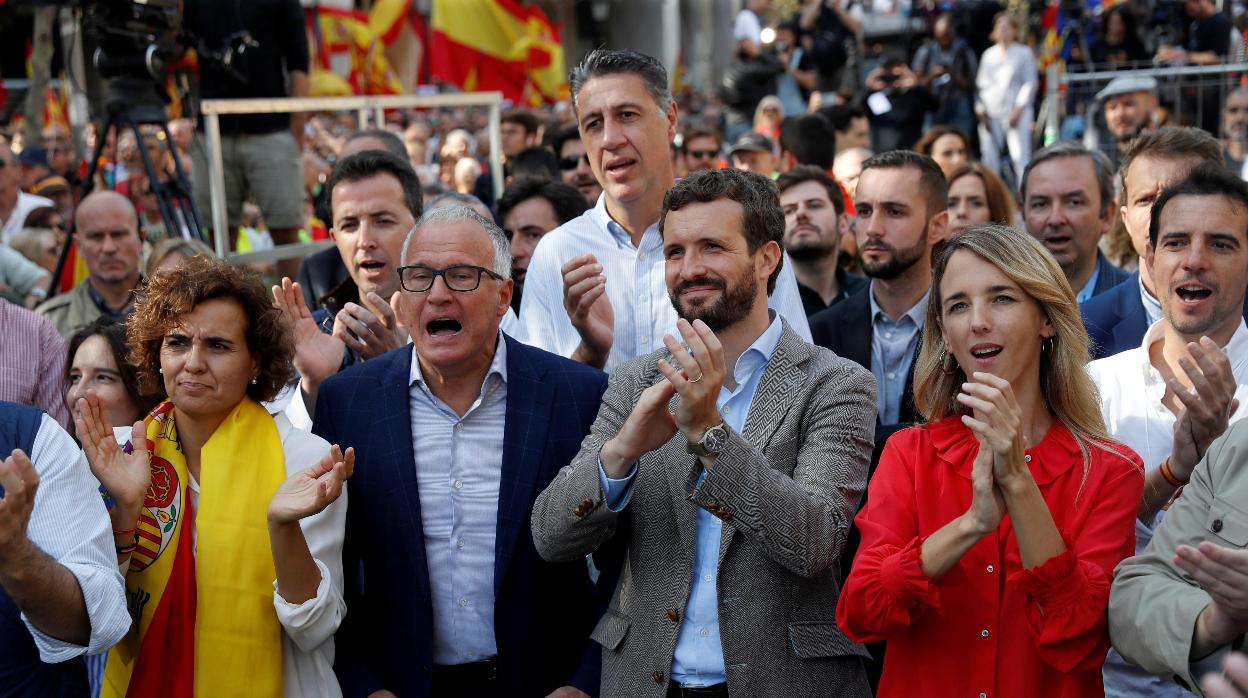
[115,539,138,556]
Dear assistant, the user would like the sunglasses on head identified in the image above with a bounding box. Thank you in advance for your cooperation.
[558,153,590,170]
[688,149,718,160]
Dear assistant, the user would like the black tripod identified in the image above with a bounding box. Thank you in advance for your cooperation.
[48,97,204,298]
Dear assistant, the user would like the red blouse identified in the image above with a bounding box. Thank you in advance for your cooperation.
[837,418,1144,698]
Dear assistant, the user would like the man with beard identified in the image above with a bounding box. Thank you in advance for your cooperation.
[552,125,603,204]
[805,150,947,688]
[809,150,948,445]
[519,48,810,373]
[1021,141,1129,302]
[532,168,876,697]
[777,166,866,316]
[1221,86,1248,175]
[1094,164,1248,697]
[1087,76,1158,168]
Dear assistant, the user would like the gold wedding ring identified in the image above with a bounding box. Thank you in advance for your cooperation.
[689,372,704,383]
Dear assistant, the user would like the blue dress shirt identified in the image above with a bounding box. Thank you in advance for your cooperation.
[868,283,929,425]
[410,336,508,665]
[598,313,785,687]
[1075,262,1102,304]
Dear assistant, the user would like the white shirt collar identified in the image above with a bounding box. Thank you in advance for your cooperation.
[1140,318,1248,379]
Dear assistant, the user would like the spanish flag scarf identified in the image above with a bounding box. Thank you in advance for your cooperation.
[103,398,287,698]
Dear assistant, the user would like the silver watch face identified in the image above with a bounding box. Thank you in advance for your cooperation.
[702,424,729,453]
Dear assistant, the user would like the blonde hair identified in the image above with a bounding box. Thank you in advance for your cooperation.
[144,237,214,278]
[913,224,1115,466]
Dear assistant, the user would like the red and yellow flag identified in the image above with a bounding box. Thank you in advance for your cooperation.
[308,4,405,95]
[429,0,565,105]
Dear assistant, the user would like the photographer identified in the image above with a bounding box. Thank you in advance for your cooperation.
[799,0,862,99]
[861,56,934,153]
[912,13,979,137]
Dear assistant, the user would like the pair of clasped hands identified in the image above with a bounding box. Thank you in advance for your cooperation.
[600,318,727,478]
[956,372,1036,535]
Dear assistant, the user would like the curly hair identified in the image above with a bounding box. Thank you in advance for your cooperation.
[127,255,294,403]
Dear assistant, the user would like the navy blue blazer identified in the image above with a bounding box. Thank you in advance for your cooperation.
[313,335,610,697]
[1089,251,1131,299]
[1081,272,1248,360]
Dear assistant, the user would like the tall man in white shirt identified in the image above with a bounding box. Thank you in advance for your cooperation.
[518,48,810,372]
[1090,163,1248,698]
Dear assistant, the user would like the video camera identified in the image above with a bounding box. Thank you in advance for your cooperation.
[81,0,180,120]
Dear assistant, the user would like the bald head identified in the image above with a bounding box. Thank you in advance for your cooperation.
[75,190,139,233]
[74,189,142,287]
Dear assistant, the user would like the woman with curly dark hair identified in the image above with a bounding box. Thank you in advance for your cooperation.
[74,254,353,697]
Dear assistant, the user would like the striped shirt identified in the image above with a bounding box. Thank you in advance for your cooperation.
[24,413,130,660]
[409,336,507,665]
[516,194,812,372]
[0,300,69,427]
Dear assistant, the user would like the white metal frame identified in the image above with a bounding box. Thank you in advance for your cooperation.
[199,91,505,263]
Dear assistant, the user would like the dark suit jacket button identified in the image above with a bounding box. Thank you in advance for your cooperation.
[652,671,665,684]
[666,608,679,622]
[1213,519,1224,533]
[581,498,593,508]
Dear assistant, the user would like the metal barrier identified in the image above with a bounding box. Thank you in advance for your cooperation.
[1043,62,1248,146]
[199,91,505,265]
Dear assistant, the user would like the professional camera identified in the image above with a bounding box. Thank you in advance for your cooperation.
[81,0,180,120]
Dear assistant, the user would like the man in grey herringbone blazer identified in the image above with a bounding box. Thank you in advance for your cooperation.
[531,168,876,698]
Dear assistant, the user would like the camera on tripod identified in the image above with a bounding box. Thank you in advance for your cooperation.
[80,0,180,120]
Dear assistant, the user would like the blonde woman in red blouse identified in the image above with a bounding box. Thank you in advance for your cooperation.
[837,224,1144,697]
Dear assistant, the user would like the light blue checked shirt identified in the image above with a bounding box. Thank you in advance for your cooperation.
[516,194,811,372]
[599,312,784,687]
[409,336,508,665]
[868,283,929,425]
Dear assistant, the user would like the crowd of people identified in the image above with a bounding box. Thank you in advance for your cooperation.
[4,0,1248,693]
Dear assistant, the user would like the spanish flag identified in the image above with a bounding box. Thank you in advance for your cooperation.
[429,0,566,105]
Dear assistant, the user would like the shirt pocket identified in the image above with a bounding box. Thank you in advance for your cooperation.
[1205,497,1248,548]
[787,621,871,660]
[591,608,631,652]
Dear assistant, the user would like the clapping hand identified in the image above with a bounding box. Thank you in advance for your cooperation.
[272,278,344,388]
[268,445,355,524]
[1178,542,1248,648]
[0,449,39,565]
[965,431,1006,535]
[333,292,408,360]
[1203,652,1248,697]
[1169,337,1239,480]
[562,253,614,367]
[657,319,726,444]
[74,391,150,524]
[956,371,1029,490]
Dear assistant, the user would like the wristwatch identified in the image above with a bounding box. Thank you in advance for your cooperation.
[687,422,729,456]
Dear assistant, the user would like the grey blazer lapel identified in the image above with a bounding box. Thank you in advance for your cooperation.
[716,323,814,565]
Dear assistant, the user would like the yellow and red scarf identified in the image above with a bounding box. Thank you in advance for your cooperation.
[103,398,287,698]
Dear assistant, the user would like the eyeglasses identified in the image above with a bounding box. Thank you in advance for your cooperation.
[687,149,718,160]
[558,153,590,170]
[398,264,504,293]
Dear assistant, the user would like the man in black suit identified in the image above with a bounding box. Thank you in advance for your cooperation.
[1021,141,1130,302]
[809,150,947,457]
[1080,127,1245,359]
[807,150,948,689]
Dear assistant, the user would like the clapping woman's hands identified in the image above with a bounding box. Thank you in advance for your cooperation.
[74,391,150,527]
[957,371,1029,490]
[966,432,1006,534]
[268,445,354,524]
